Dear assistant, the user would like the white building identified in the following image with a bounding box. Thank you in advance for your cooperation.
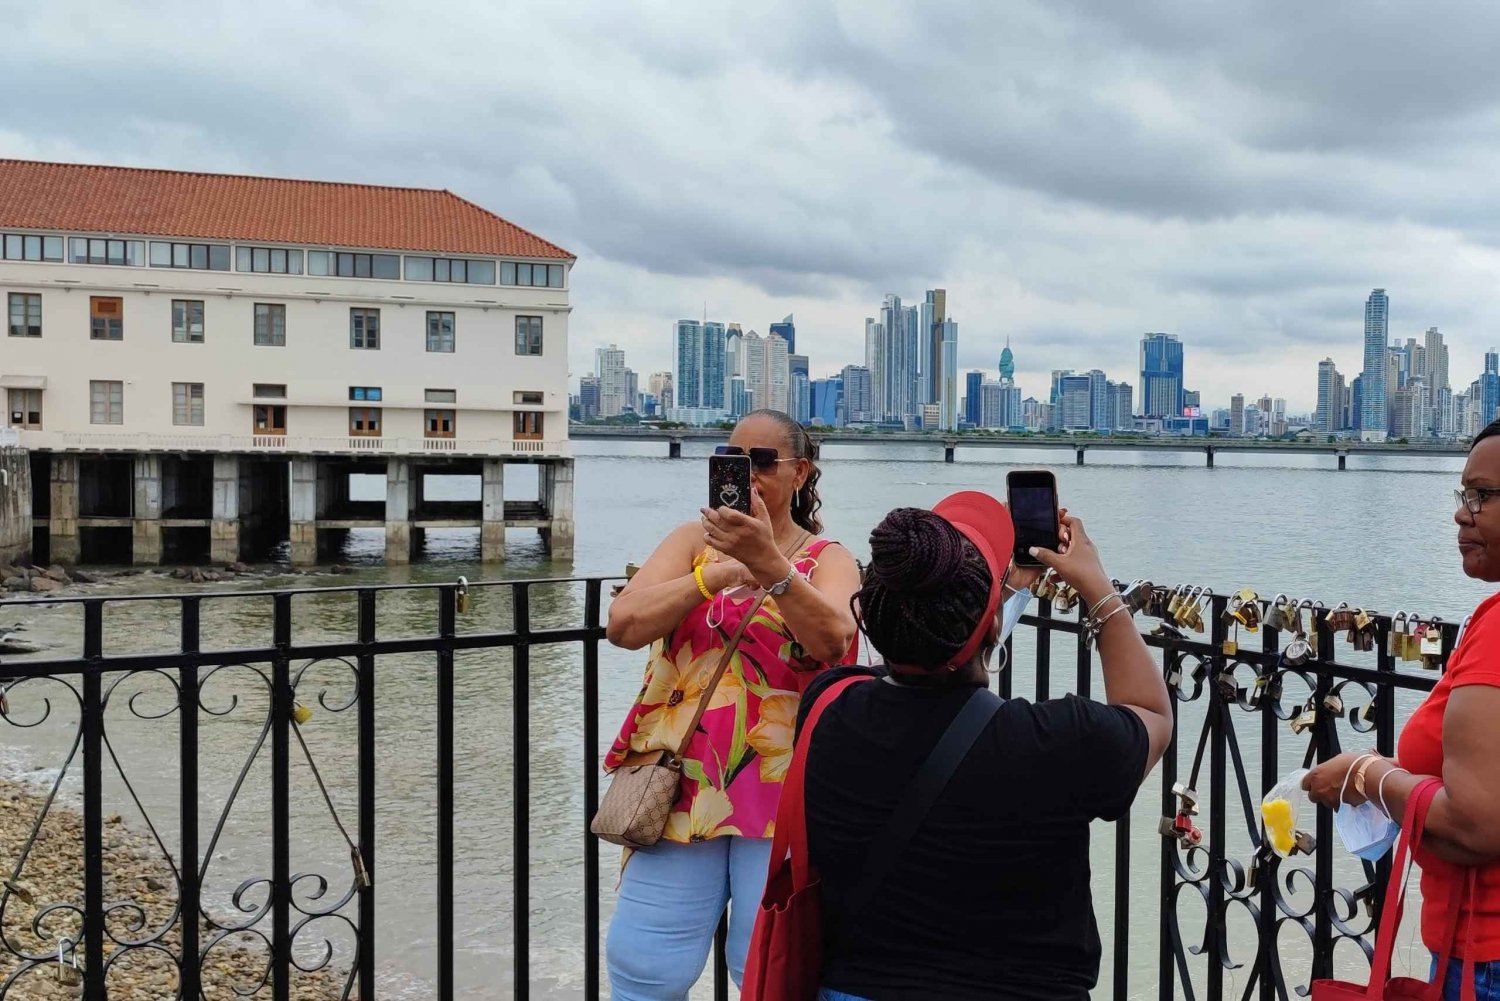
[1,159,575,564]
[596,343,630,418]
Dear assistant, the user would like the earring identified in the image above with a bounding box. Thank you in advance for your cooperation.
[986,646,1008,675]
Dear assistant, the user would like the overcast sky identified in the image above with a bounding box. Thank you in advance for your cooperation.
[8,0,1500,412]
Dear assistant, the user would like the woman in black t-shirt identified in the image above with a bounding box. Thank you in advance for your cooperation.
[798,492,1173,1000]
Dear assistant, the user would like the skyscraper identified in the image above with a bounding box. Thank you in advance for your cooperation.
[769,314,795,354]
[1316,359,1345,435]
[1423,327,1450,394]
[1057,374,1093,430]
[1359,289,1389,442]
[1139,333,1185,419]
[939,318,959,431]
[595,343,629,418]
[864,317,885,419]
[811,376,843,426]
[1107,381,1133,431]
[789,370,810,424]
[842,365,875,424]
[1230,393,1245,436]
[999,338,1015,382]
[1482,349,1500,427]
[1086,369,1109,431]
[923,289,948,408]
[964,371,985,427]
[673,319,727,411]
[578,375,600,420]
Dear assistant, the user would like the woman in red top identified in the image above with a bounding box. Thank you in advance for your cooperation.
[1306,420,1500,999]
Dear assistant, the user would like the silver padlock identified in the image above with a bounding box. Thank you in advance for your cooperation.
[456,576,471,615]
[55,937,80,986]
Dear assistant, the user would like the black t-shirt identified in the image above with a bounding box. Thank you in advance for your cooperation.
[796,666,1148,1001]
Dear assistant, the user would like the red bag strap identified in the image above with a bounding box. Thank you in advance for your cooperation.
[769,675,871,891]
[1366,777,1444,992]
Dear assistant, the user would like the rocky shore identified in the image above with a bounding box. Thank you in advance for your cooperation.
[0,561,357,596]
[0,778,354,999]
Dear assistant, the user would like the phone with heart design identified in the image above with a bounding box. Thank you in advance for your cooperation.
[708,454,753,515]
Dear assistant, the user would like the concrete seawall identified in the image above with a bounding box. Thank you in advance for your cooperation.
[0,447,31,565]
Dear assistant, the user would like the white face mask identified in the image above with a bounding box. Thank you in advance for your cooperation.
[1334,801,1399,862]
[998,587,1032,645]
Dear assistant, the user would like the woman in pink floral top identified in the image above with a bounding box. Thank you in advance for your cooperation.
[603,410,860,1000]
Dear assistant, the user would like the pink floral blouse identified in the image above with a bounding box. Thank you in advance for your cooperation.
[605,539,855,843]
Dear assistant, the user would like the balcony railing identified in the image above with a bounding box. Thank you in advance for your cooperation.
[0,579,1452,999]
[12,429,571,458]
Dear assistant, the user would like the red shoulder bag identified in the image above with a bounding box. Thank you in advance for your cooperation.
[1312,777,1477,1000]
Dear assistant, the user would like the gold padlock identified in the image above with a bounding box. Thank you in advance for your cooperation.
[1222,638,1238,656]
[292,703,313,726]
[456,576,471,615]
[1290,707,1317,734]
[351,845,372,889]
[1388,612,1408,656]
[1230,588,1261,631]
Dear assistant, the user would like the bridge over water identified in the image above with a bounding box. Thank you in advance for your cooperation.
[568,426,1470,469]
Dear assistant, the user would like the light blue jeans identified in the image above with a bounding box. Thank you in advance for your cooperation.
[606,836,774,1000]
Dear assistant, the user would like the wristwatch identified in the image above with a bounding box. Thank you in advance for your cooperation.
[765,567,797,597]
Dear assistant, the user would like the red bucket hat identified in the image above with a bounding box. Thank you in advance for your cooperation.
[930,490,1017,668]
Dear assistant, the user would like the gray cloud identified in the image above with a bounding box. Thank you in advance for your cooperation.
[8,0,1500,409]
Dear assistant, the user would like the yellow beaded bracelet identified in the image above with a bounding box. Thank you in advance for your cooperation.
[693,564,714,602]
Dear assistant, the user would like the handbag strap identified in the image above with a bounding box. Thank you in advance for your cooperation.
[1367,777,1445,992]
[673,592,769,761]
[841,686,1003,922]
[774,675,873,888]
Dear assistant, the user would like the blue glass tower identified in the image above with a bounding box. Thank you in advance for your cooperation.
[1139,333,1184,419]
[1360,290,1389,440]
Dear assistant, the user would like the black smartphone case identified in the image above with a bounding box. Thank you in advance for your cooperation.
[708,455,753,514]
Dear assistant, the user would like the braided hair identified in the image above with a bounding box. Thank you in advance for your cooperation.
[743,409,823,534]
[853,508,993,669]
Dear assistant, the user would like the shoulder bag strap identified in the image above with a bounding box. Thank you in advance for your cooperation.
[773,674,873,889]
[1367,776,1444,992]
[841,686,1004,922]
[672,592,769,761]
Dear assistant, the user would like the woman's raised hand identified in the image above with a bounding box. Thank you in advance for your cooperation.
[1026,513,1112,604]
[701,488,782,582]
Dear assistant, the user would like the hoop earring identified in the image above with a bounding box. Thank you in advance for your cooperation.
[986,646,1008,676]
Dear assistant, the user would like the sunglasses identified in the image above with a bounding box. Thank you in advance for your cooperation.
[714,445,799,471]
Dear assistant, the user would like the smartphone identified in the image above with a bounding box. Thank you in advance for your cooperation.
[1006,470,1060,566]
[708,454,753,515]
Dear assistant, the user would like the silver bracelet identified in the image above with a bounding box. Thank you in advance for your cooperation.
[1086,591,1124,620]
[1376,765,1410,818]
[1085,602,1129,648]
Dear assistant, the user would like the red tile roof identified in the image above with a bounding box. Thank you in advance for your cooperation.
[0,159,573,260]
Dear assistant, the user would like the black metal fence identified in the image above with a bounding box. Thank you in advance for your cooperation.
[0,578,1451,999]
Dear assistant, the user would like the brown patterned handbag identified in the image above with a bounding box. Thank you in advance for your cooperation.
[591,593,768,848]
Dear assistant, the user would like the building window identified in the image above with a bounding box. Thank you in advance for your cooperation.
[350,308,380,349]
[514,412,543,440]
[425,389,457,404]
[515,315,543,356]
[172,299,205,343]
[7,389,42,430]
[8,293,41,337]
[90,297,124,340]
[147,241,231,271]
[254,303,286,346]
[253,383,286,398]
[499,262,565,288]
[90,380,123,425]
[70,238,146,267]
[349,386,382,402]
[426,311,455,352]
[235,246,304,274]
[172,382,205,426]
[349,407,382,436]
[513,391,543,405]
[253,404,286,435]
[309,251,400,280]
[425,409,456,437]
[2,234,64,262]
[404,256,497,284]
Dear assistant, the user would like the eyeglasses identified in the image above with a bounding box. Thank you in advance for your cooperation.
[715,445,799,471]
[1455,487,1500,514]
